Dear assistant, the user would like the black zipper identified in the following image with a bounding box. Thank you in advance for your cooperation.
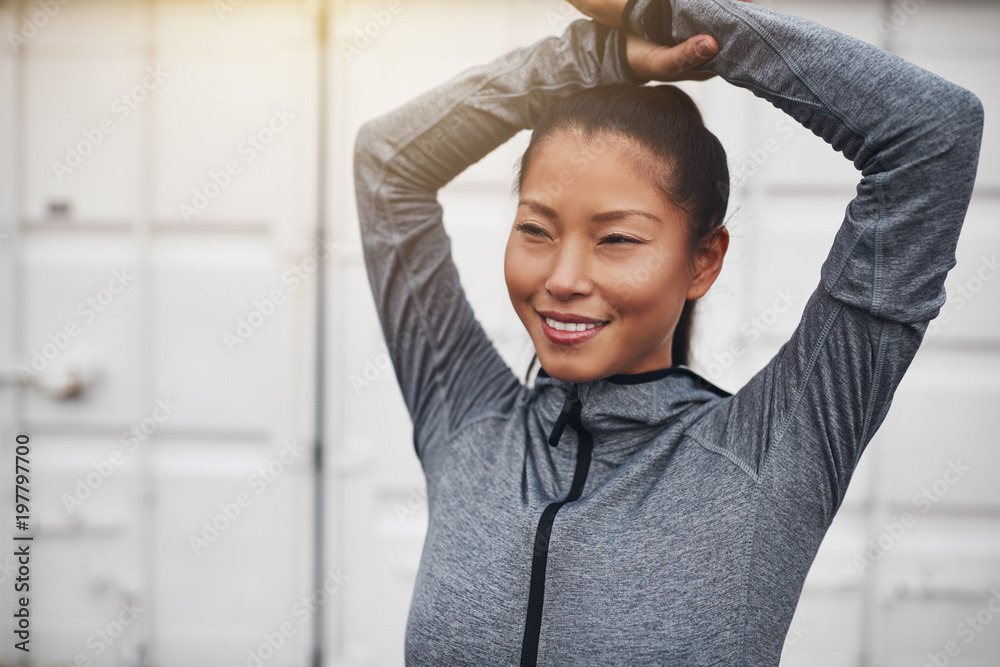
[520,385,594,666]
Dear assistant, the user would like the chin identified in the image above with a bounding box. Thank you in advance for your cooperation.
[536,354,607,384]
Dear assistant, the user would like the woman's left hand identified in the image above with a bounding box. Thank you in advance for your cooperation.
[625,30,720,82]
[568,0,752,83]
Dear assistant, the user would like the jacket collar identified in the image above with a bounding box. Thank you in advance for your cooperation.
[532,365,732,455]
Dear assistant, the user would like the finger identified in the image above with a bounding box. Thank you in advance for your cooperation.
[691,35,719,61]
[660,35,718,78]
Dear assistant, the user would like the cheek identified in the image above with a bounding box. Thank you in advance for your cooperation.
[504,241,539,300]
[503,241,530,304]
[503,241,516,291]
[604,254,684,317]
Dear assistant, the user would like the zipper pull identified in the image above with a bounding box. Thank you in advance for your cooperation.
[548,385,580,448]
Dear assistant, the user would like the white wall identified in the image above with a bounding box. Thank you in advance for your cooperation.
[1,1,318,665]
[0,0,997,665]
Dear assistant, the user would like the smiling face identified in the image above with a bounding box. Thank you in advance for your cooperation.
[504,129,727,384]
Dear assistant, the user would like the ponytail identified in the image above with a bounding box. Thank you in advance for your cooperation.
[671,299,696,368]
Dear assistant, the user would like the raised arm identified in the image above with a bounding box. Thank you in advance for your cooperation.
[616,0,984,506]
[352,19,651,460]
[621,0,984,322]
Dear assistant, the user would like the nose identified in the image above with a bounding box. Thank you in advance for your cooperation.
[545,240,593,300]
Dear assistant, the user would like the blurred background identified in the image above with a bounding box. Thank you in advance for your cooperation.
[0,0,997,665]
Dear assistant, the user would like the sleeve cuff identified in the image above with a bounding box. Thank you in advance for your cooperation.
[621,0,640,31]
[615,26,649,85]
[621,0,676,47]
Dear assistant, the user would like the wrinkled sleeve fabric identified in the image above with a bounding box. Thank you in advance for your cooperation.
[627,0,985,507]
[353,20,644,462]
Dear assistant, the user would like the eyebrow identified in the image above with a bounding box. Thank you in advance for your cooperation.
[517,198,662,224]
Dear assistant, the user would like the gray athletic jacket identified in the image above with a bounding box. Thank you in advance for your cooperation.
[352,0,984,664]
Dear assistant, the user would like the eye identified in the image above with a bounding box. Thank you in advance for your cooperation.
[515,221,550,239]
[599,232,644,245]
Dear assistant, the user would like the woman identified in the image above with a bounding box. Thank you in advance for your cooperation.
[353,0,983,664]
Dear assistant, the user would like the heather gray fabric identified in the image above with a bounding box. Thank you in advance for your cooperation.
[352,1,984,664]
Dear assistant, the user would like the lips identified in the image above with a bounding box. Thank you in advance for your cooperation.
[537,311,609,345]
[536,310,607,325]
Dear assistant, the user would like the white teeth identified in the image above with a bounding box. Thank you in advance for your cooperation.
[545,317,601,332]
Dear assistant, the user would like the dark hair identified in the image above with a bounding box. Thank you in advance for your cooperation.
[513,83,729,382]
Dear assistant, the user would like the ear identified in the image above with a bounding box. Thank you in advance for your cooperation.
[685,227,729,300]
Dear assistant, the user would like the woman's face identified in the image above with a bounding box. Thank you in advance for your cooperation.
[504,129,727,384]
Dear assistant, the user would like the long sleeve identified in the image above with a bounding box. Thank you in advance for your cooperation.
[637,1,984,510]
[352,20,644,461]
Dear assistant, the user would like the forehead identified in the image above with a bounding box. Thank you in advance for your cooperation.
[524,128,661,185]
[533,127,633,160]
[521,129,670,207]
